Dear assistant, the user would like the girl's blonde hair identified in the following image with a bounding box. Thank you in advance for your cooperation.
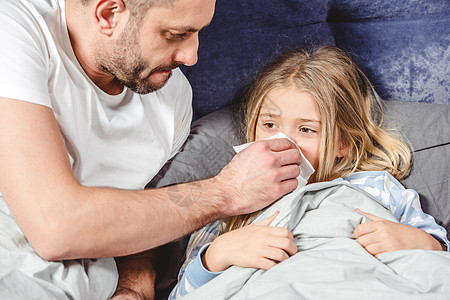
[188,45,412,255]
[246,45,411,183]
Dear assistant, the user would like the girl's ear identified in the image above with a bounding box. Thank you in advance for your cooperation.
[334,129,350,158]
[94,0,127,37]
[336,143,349,158]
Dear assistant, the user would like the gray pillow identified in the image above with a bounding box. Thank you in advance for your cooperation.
[382,101,450,234]
[148,105,243,188]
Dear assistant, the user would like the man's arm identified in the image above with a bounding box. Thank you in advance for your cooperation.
[0,98,301,260]
[111,250,159,300]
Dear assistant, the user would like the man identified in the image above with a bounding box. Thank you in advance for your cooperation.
[0,0,302,299]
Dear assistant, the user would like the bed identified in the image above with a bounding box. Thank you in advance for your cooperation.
[149,0,450,299]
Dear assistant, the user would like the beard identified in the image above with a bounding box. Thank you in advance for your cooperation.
[96,26,181,94]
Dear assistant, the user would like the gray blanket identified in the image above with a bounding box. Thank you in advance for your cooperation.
[181,182,450,300]
[0,197,118,300]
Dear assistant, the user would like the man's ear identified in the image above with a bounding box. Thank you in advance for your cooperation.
[94,0,127,36]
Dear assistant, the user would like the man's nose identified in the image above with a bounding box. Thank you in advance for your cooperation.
[173,33,199,67]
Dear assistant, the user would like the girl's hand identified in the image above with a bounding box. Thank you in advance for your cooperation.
[354,208,444,257]
[202,211,297,272]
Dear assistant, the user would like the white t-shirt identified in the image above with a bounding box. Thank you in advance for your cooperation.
[0,1,192,297]
[0,0,193,190]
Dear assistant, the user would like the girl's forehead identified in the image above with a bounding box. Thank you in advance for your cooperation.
[259,99,282,114]
[259,86,320,120]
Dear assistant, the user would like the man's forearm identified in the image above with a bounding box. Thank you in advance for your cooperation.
[28,177,225,261]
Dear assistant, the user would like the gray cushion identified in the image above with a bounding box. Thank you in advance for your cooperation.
[148,105,243,187]
[382,101,450,234]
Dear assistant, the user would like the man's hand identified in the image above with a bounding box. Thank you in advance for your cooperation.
[110,249,159,300]
[354,208,444,258]
[215,138,302,217]
[203,211,297,272]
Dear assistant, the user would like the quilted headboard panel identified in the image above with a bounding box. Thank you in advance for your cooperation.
[181,0,450,120]
[329,0,450,104]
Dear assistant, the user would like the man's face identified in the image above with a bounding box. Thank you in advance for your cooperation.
[97,0,216,94]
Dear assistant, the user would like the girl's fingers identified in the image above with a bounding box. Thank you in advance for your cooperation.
[363,241,386,258]
[254,246,294,270]
[355,230,380,248]
[254,210,280,226]
[263,230,297,256]
[354,221,379,238]
[354,230,384,256]
[255,257,277,271]
[264,246,290,263]
[355,208,384,222]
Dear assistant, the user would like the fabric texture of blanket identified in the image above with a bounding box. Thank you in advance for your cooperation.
[180,181,450,300]
[0,198,118,300]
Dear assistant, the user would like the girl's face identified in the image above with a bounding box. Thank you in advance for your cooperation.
[255,86,322,171]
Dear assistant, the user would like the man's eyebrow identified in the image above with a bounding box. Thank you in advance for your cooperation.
[168,21,212,33]
[167,26,198,33]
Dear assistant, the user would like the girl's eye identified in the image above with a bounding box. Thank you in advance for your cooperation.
[263,122,278,129]
[300,127,314,133]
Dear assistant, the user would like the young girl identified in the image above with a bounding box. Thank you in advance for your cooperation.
[168,45,450,299]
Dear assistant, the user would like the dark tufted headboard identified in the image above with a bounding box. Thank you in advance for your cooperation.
[181,0,449,120]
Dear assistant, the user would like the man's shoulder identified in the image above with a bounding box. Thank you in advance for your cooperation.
[3,0,60,17]
[1,0,62,40]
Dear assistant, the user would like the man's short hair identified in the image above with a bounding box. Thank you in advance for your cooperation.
[79,0,175,26]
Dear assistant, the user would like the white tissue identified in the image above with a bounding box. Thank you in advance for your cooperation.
[233,133,315,189]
